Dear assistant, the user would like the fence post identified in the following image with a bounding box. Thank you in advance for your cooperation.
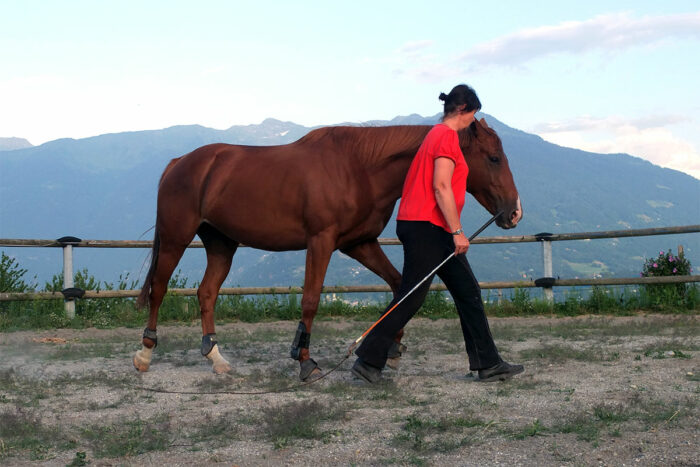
[57,236,81,319]
[535,233,554,302]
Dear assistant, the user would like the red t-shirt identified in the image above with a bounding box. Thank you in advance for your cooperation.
[396,124,468,232]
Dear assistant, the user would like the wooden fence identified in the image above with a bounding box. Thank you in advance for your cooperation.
[1,225,699,318]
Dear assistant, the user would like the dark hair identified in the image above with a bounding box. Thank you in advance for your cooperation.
[439,84,481,119]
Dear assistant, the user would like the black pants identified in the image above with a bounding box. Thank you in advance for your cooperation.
[356,221,501,371]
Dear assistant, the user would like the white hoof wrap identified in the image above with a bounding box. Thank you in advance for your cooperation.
[206,344,231,374]
[133,345,153,372]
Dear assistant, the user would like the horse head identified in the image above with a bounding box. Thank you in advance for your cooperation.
[460,118,522,229]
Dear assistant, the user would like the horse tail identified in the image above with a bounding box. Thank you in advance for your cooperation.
[136,226,160,310]
[136,157,182,310]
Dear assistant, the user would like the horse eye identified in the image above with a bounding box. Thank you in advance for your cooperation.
[489,155,500,164]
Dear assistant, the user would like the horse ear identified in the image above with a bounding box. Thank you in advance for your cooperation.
[479,118,489,128]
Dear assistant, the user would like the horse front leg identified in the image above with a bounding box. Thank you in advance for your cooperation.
[341,239,407,369]
[291,232,335,381]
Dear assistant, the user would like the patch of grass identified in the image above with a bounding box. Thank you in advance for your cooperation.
[642,348,693,359]
[1,372,129,409]
[0,405,73,460]
[510,418,547,439]
[85,394,133,411]
[554,413,601,442]
[188,410,240,446]
[47,342,125,360]
[0,369,56,404]
[392,412,489,453]
[66,451,88,466]
[260,399,348,448]
[81,414,172,458]
[630,397,691,429]
[593,404,631,424]
[550,397,693,445]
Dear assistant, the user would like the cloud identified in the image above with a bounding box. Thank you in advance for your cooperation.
[531,114,691,133]
[460,11,700,67]
[392,40,459,83]
[534,116,700,179]
[398,40,434,55]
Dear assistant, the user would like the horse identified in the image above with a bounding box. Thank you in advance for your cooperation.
[133,118,522,380]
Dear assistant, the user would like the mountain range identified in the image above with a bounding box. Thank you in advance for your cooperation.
[0,137,33,151]
[1,114,698,294]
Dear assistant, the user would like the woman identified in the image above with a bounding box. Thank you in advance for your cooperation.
[351,84,523,383]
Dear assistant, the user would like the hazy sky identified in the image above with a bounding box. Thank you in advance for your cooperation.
[2,0,699,179]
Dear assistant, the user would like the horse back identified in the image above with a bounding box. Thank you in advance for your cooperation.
[157,141,385,250]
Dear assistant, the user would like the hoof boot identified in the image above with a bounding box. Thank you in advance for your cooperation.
[299,358,320,381]
[133,346,152,372]
[206,344,232,374]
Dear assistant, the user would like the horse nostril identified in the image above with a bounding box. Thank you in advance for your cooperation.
[510,208,522,225]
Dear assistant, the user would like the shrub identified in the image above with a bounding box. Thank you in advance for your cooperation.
[640,249,693,306]
[0,252,33,293]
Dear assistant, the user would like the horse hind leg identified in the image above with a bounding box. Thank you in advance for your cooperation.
[133,237,189,372]
[197,223,238,374]
[341,239,406,370]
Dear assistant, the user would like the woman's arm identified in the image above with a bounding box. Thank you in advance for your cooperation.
[433,157,469,255]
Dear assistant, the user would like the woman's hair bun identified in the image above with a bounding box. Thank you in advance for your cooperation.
[438,92,448,102]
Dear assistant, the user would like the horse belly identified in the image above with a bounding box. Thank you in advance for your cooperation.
[200,163,310,250]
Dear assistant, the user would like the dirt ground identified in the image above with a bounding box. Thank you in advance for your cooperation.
[0,314,698,466]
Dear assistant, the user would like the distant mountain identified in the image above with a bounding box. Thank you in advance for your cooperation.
[0,115,698,293]
[0,137,33,151]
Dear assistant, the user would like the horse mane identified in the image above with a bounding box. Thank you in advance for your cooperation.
[296,125,431,167]
[458,120,498,147]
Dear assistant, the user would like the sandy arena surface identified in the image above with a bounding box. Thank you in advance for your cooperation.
[0,314,698,466]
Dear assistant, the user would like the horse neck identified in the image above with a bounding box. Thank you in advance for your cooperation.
[364,125,431,206]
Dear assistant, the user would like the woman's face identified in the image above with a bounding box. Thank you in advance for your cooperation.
[458,109,477,130]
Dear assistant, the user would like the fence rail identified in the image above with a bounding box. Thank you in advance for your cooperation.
[1,224,698,313]
[2,224,699,248]
[1,274,698,302]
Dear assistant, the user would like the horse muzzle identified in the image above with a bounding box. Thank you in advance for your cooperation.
[496,196,522,229]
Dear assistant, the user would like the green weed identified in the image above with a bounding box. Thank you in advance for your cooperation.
[187,410,240,446]
[392,412,488,453]
[0,405,72,460]
[81,414,172,458]
[260,399,348,448]
[511,418,547,439]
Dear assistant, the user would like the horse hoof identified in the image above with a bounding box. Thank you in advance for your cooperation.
[133,348,152,372]
[299,358,321,381]
[385,357,400,370]
[206,344,232,374]
[212,362,232,375]
[385,342,406,370]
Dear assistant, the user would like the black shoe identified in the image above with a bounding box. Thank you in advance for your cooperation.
[477,361,524,382]
[351,358,382,384]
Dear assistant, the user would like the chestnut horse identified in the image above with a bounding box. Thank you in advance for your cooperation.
[133,119,522,380]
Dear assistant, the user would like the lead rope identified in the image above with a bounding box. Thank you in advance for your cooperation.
[137,211,502,396]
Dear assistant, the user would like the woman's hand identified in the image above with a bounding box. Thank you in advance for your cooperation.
[453,232,469,255]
